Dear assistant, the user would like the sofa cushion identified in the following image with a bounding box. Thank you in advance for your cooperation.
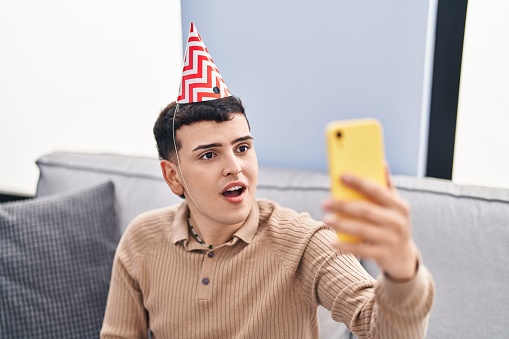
[36,152,181,233]
[0,182,119,338]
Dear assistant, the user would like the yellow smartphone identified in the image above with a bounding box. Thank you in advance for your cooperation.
[325,118,387,243]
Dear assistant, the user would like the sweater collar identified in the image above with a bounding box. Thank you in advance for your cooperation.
[172,200,260,247]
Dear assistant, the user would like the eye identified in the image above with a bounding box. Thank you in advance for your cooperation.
[237,145,250,153]
[200,151,215,160]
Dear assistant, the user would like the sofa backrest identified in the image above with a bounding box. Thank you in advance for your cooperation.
[36,152,509,338]
[36,152,180,234]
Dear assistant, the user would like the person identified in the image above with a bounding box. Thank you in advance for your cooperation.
[101,23,434,339]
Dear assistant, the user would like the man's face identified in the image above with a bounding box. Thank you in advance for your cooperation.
[174,114,258,227]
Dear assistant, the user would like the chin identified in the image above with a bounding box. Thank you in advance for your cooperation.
[225,197,254,222]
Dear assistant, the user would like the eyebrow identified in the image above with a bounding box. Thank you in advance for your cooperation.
[192,135,254,152]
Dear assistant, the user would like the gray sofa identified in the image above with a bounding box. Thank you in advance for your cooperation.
[3,152,509,338]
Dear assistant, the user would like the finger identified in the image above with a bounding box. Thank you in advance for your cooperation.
[341,173,390,206]
[384,161,397,193]
[324,214,399,246]
[324,199,405,230]
[341,174,409,215]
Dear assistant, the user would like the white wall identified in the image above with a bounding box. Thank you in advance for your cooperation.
[0,0,182,195]
[1,1,440,195]
[453,0,509,189]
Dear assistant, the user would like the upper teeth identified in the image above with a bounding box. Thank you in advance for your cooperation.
[227,186,242,192]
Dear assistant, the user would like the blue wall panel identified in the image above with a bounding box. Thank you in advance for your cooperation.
[181,1,433,176]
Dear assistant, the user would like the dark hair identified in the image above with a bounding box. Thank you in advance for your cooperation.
[153,96,249,161]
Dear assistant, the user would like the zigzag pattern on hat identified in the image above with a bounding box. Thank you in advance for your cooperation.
[177,23,231,104]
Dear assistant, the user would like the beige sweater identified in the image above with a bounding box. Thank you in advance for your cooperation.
[101,199,434,339]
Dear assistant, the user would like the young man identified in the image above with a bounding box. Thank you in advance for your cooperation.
[101,24,434,338]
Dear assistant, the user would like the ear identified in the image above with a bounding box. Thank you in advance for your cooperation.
[160,159,185,196]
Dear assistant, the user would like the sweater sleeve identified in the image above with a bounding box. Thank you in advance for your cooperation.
[100,232,149,339]
[298,226,435,339]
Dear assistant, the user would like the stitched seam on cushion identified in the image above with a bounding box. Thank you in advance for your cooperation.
[397,186,509,204]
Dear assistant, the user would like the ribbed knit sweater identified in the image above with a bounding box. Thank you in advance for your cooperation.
[101,199,434,339]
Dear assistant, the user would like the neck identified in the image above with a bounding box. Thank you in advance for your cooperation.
[189,214,244,247]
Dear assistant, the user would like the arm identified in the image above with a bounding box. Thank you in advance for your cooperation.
[101,237,149,339]
[320,169,435,338]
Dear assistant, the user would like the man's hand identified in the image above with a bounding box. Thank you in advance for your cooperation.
[322,169,418,282]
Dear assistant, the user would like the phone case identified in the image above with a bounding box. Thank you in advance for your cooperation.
[325,118,386,243]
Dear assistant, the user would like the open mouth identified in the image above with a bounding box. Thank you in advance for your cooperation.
[222,185,245,197]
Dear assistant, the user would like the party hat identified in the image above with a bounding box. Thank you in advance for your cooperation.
[176,23,232,104]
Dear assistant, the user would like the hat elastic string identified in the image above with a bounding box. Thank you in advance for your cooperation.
[172,104,205,215]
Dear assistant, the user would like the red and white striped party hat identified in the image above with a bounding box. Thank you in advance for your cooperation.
[176,23,232,104]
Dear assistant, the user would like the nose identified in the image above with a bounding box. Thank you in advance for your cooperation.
[223,152,242,176]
